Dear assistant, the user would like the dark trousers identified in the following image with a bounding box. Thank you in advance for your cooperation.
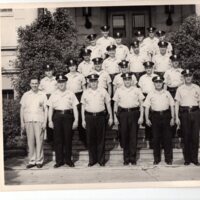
[151,110,172,162]
[52,112,74,165]
[118,109,140,162]
[180,109,200,163]
[85,112,106,164]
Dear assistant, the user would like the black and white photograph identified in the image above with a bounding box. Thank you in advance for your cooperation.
[1,1,200,190]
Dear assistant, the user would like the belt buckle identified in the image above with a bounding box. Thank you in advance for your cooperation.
[93,113,97,116]
[61,110,65,114]
[189,106,192,113]
[127,108,130,112]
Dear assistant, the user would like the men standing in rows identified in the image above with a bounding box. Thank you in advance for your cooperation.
[152,41,171,77]
[128,40,150,81]
[39,64,57,143]
[65,58,87,146]
[91,57,112,96]
[114,32,130,62]
[86,34,103,60]
[48,73,79,168]
[96,25,116,59]
[81,74,113,167]
[78,49,94,77]
[144,76,175,165]
[20,76,48,169]
[113,72,144,165]
[175,69,200,166]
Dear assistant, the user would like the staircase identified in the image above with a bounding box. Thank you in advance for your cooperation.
[44,127,185,165]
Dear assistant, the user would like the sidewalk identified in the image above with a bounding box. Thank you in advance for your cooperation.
[4,156,200,185]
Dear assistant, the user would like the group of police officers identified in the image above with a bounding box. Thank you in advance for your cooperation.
[20,25,200,169]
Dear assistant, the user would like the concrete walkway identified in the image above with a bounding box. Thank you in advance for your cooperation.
[4,157,200,185]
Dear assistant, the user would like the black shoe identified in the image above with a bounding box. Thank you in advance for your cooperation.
[130,161,137,165]
[26,164,36,169]
[153,161,160,165]
[184,162,190,166]
[192,161,200,166]
[88,162,96,167]
[99,163,105,167]
[54,163,64,168]
[36,164,43,168]
[66,162,75,167]
[123,161,129,166]
[166,161,172,165]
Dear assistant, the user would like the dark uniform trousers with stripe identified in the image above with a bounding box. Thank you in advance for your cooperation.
[151,110,172,162]
[85,111,106,165]
[118,108,140,162]
[179,107,200,163]
[52,110,74,165]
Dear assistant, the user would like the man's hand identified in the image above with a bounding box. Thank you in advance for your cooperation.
[41,122,46,131]
[175,117,181,126]
[72,120,78,130]
[138,116,143,125]
[146,119,152,127]
[82,120,86,129]
[49,121,54,129]
[108,117,113,127]
[114,117,119,126]
[170,117,175,126]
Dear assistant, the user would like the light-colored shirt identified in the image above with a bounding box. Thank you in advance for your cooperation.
[81,88,111,112]
[175,84,200,106]
[164,67,184,87]
[39,76,57,95]
[138,73,158,94]
[77,60,94,77]
[115,44,130,62]
[143,89,174,111]
[155,41,173,56]
[129,41,149,56]
[20,90,47,122]
[47,89,79,110]
[65,72,86,93]
[102,57,120,74]
[142,37,159,56]
[113,73,137,89]
[86,45,103,60]
[152,53,171,73]
[113,86,144,108]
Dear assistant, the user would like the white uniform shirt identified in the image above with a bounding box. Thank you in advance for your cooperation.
[164,67,184,87]
[130,41,149,56]
[152,53,171,73]
[39,76,57,95]
[113,86,144,108]
[81,88,111,112]
[102,57,120,75]
[175,84,200,106]
[143,37,159,56]
[113,73,137,89]
[65,72,86,93]
[115,44,130,62]
[143,89,174,111]
[47,89,79,110]
[155,41,173,56]
[20,90,47,122]
[86,45,103,59]
[138,73,158,94]
[77,60,94,77]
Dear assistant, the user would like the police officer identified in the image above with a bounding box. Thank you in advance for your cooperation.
[113,72,144,165]
[39,64,57,143]
[152,41,172,77]
[144,76,175,165]
[96,25,116,58]
[128,40,150,81]
[65,58,87,145]
[81,74,113,167]
[114,32,130,62]
[90,57,112,96]
[48,73,79,168]
[175,69,200,166]
[86,34,104,60]
[78,48,94,77]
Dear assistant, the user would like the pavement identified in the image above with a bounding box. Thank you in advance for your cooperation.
[3,156,200,185]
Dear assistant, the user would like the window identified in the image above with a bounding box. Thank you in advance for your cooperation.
[0,9,13,17]
[112,15,126,37]
[2,90,14,101]
[132,14,145,37]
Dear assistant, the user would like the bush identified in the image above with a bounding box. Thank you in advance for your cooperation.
[169,15,200,85]
[3,99,26,149]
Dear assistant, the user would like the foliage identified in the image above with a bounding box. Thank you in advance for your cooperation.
[13,8,82,97]
[169,15,200,85]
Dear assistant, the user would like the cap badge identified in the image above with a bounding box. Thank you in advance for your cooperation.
[186,69,189,74]
[59,75,62,80]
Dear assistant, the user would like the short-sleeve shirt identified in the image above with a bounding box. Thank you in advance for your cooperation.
[143,89,174,111]
[164,67,184,87]
[65,72,86,93]
[81,88,111,112]
[47,89,79,110]
[77,60,94,77]
[138,73,158,94]
[113,73,137,89]
[115,44,130,62]
[152,53,172,73]
[39,76,57,95]
[20,90,47,122]
[175,84,200,107]
[142,37,159,56]
[113,86,144,108]
[102,57,120,75]
[86,45,103,60]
